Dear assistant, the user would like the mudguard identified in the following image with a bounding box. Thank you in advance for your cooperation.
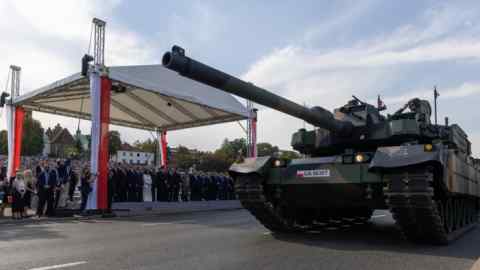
[369,144,445,170]
[229,156,272,176]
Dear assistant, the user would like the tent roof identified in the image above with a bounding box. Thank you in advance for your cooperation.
[13,65,249,131]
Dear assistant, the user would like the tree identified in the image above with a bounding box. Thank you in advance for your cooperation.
[0,130,7,155]
[134,138,156,153]
[215,138,247,165]
[108,131,122,156]
[174,145,197,170]
[21,115,44,156]
[257,142,279,156]
[0,115,45,156]
[279,150,301,160]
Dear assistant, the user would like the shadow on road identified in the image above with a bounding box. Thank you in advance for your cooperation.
[270,221,480,260]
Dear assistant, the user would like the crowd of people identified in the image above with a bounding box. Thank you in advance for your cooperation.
[109,164,236,204]
[0,157,236,219]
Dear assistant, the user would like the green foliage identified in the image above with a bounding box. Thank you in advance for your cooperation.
[0,115,45,156]
[108,130,122,156]
[173,145,197,170]
[214,138,247,165]
[0,130,7,154]
[21,116,44,156]
[279,150,300,160]
[257,142,279,156]
[134,138,156,153]
[64,145,79,157]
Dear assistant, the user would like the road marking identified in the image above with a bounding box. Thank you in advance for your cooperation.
[29,261,87,270]
[141,220,195,226]
[263,232,271,235]
[371,214,387,219]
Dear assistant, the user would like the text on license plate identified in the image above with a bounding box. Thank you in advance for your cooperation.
[297,169,330,178]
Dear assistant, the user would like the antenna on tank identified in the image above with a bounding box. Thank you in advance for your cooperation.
[433,86,440,126]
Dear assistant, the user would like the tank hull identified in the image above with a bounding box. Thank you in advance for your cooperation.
[231,145,480,244]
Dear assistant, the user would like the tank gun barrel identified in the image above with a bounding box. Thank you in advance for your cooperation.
[162,46,353,135]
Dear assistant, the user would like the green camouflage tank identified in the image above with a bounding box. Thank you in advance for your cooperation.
[163,45,480,244]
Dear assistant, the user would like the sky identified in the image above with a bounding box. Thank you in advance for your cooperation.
[0,0,479,156]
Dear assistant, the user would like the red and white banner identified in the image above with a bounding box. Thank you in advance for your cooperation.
[87,71,111,210]
[6,105,25,179]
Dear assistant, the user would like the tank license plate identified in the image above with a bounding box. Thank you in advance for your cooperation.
[297,169,330,178]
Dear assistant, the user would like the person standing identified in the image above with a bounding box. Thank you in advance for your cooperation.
[36,161,57,217]
[136,167,144,202]
[156,167,168,201]
[181,172,190,202]
[126,167,136,202]
[143,169,152,202]
[12,172,27,219]
[107,168,115,210]
[150,168,157,202]
[80,168,92,213]
[118,165,127,202]
[23,169,35,211]
[55,160,66,209]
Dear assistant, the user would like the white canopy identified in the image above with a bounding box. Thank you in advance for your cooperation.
[13,65,249,131]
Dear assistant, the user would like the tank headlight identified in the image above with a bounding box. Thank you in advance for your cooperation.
[355,153,365,163]
[273,159,285,167]
[424,144,433,152]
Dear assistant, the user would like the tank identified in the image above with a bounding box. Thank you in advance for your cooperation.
[163,45,480,244]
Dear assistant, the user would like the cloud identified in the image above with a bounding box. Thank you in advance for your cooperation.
[382,82,480,106]
[241,4,480,151]
[163,2,227,54]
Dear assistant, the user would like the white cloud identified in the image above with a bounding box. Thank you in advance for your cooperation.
[383,82,480,106]
[241,4,480,152]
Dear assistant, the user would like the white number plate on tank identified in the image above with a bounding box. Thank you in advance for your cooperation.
[297,169,330,178]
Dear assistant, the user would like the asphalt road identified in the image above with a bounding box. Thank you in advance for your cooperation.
[0,209,479,270]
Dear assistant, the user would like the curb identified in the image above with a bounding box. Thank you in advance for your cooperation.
[0,206,244,226]
[114,206,244,219]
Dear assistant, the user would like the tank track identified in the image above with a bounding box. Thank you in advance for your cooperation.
[235,175,373,232]
[385,169,478,244]
[235,175,296,232]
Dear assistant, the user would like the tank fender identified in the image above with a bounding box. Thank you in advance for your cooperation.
[369,144,445,171]
[229,156,272,177]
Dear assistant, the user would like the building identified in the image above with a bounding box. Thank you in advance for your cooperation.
[112,143,154,165]
[43,124,76,158]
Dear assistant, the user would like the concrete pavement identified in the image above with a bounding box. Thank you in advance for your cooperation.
[1,209,479,270]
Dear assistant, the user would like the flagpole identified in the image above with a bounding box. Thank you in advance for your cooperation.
[434,86,438,126]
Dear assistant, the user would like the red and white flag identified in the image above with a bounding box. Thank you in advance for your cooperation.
[87,70,111,210]
[5,104,25,179]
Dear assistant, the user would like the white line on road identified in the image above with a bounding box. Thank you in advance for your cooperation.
[141,220,195,226]
[29,261,87,270]
[371,214,387,219]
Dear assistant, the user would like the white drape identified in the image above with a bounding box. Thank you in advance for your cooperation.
[86,71,101,210]
[5,104,15,179]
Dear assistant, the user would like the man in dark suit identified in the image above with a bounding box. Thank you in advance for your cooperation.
[135,167,143,202]
[37,161,58,217]
[151,168,158,202]
[126,167,136,202]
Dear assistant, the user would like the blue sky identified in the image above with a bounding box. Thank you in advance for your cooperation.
[0,0,479,156]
